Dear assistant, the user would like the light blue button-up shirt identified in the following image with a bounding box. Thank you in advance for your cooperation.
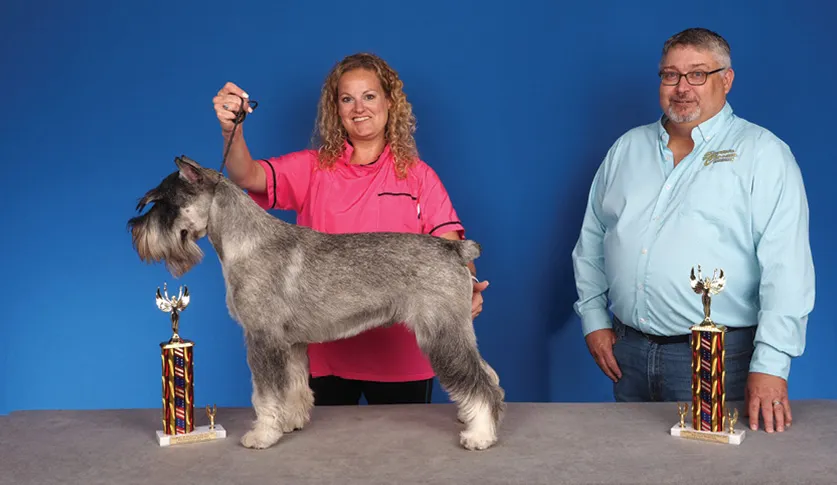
[572,102,815,380]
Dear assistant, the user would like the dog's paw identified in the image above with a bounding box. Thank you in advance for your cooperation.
[240,427,281,449]
[280,414,309,433]
[459,428,497,451]
[280,422,302,433]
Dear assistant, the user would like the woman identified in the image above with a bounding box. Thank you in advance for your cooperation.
[212,52,489,406]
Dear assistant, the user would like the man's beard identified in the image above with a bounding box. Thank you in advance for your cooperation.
[666,97,701,123]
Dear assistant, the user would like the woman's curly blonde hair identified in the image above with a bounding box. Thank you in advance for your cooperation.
[312,53,418,179]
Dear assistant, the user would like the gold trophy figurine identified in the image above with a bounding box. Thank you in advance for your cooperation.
[677,403,689,428]
[158,283,189,342]
[726,408,739,435]
[670,266,746,445]
[154,283,227,447]
[206,404,217,430]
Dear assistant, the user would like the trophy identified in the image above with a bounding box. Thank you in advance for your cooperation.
[670,266,746,445]
[155,283,227,447]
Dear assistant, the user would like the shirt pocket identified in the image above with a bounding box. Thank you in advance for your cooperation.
[678,164,742,224]
[376,191,421,233]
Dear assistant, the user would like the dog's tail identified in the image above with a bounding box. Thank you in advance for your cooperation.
[455,239,481,263]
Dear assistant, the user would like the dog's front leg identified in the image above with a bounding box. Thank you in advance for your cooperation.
[280,342,313,433]
[240,331,290,450]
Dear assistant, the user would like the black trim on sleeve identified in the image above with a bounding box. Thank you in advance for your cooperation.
[261,159,278,209]
[429,220,463,235]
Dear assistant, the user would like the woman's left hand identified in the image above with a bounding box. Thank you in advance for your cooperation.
[471,279,489,319]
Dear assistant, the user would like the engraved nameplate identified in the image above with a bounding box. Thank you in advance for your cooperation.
[670,423,745,445]
[157,425,227,447]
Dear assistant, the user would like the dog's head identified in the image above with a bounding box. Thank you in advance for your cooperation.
[127,156,220,277]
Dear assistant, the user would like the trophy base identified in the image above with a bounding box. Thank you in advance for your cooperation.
[156,425,227,447]
[670,423,745,445]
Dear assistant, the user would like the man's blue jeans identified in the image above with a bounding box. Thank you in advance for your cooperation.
[611,318,755,402]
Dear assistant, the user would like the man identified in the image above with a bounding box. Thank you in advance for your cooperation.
[571,28,815,434]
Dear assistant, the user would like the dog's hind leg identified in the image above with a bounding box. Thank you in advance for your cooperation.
[416,319,505,451]
[240,330,291,449]
[279,342,314,433]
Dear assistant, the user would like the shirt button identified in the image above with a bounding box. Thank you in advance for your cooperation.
[665,184,671,190]
[637,284,644,290]
[639,318,646,323]
[641,249,647,254]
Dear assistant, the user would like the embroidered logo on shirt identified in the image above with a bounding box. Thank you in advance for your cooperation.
[703,149,736,166]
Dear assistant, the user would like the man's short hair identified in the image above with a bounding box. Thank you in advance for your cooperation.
[660,28,732,69]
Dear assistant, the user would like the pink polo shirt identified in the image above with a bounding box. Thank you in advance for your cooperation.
[248,141,465,382]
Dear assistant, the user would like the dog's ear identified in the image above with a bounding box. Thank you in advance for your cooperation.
[178,155,203,168]
[175,156,203,184]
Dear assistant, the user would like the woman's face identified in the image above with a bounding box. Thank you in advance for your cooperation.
[337,68,390,143]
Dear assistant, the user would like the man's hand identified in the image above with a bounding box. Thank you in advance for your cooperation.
[746,372,792,433]
[471,279,489,319]
[585,329,622,382]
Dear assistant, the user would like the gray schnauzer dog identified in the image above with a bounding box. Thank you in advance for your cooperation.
[127,156,506,451]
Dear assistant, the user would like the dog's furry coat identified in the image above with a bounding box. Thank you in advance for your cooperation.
[128,156,505,450]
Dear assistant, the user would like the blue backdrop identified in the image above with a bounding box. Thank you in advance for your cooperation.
[2,0,835,415]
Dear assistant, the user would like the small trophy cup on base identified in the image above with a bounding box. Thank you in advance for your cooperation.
[670,266,746,445]
[155,283,227,447]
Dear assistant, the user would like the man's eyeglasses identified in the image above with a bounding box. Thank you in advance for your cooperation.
[659,67,726,86]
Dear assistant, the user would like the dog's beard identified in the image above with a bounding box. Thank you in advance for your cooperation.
[129,216,204,278]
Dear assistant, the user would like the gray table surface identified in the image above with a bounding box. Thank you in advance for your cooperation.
[2,400,836,485]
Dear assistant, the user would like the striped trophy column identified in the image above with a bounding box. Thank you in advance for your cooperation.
[690,325,726,432]
[161,340,195,435]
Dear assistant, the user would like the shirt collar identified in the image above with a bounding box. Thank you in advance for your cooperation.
[339,139,392,168]
[657,101,734,144]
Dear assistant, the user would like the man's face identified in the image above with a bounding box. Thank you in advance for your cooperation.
[658,45,734,127]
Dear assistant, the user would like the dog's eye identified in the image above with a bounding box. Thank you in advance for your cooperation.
[180,229,188,242]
